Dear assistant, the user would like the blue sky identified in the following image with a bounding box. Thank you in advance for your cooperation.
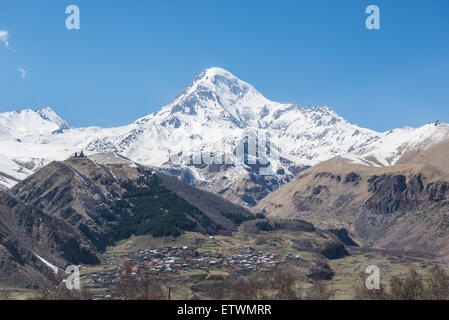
[0,0,448,131]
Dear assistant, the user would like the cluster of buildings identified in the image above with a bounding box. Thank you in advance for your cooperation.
[84,246,282,288]
[127,246,282,273]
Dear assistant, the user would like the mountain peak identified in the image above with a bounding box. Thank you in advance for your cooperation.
[0,107,70,138]
[36,107,71,129]
[430,120,449,128]
[197,67,250,86]
[148,67,275,128]
[203,67,235,77]
[188,67,258,96]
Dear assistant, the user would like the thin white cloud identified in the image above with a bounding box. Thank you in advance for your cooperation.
[0,30,10,48]
[17,66,26,79]
[3,30,27,79]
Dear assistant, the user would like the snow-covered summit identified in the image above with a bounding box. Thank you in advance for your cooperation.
[0,107,70,140]
[86,67,380,170]
[137,67,278,130]
[36,107,71,129]
[350,121,449,166]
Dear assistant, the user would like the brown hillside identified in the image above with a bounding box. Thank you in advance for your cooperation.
[254,139,449,261]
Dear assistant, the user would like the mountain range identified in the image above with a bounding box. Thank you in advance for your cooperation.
[1,67,448,208]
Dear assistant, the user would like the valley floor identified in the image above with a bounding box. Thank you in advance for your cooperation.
[1,225,444,300]
[77,228,442,300]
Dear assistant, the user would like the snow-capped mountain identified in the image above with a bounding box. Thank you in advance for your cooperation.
[81,67,384,204]
[87,67,380,167]
[347,121,449,166]
[0,108,72,188]
[0,67,448,206]
[0,107,70,139]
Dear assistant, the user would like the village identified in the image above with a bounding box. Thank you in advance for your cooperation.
[83,245,286,289]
